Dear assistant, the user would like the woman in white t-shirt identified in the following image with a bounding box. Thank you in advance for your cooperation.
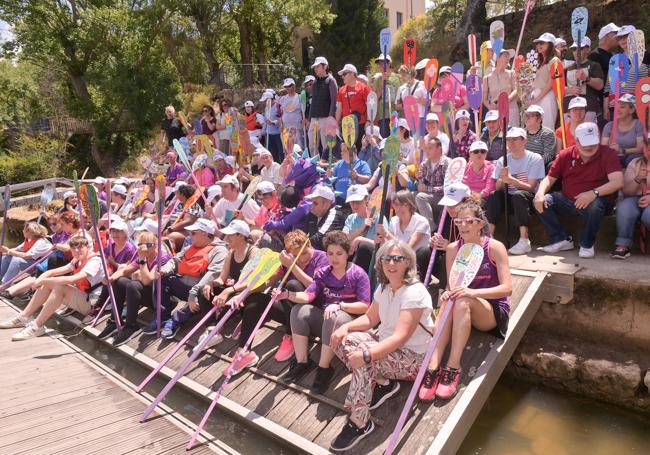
[0,222,51,285]
[329,240,433,451]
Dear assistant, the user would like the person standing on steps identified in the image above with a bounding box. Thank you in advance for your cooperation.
[373,54,399,138]
[308,56,338,156]
[588,23,619,129]
[336,63,370,152]
[278,78,304,150]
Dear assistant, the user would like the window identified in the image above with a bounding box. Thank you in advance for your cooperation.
[396,11,403,29]
[384,8,389,18]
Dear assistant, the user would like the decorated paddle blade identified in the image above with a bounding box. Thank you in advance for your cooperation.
[444,157,468,192]
[608,55,629,94]
[40,185,55,208]
[402,96,419,134]
[468,35,477,66]
[571,7,588,43]
[133,186,151,208]
[440,77,454,102]
[497,91,510,127]
[448,243,485,288]
[490,20,505,56]
[423,58,439,92]
[383,135,400,171]
[403,38,416,68]
[480,41,489,74]
[342,115,357,149]
[178,111,190,130]
[379,27,392,54]
[635,78,650,123]
[299,90,307,115]
[155,175,166,203]
[172,139,191,173]
[1,185,10,212]
[73,170,80,193]
[83,184,101,222]
[466,75,483,111]
[550,59,566,100]
[390,111,399,136]
[627,30,646,82]
[451,62,464,85]
[366,92,378,123]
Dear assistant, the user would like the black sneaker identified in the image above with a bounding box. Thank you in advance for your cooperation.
[311,366,334,394]
[112,325,142,347]
[611,246,631,260]
[330,419,375,452]
[0,290,12,299]
[283,358,314,383]
[97,321,117,340]
[369,379,400,410]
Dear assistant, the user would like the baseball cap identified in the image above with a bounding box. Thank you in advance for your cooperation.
[575,122,600,146]
[345,184,369,203]
[338,63,358,76]
[534,32,556,44]
[173,180,186,192]
[205,185,222,204]
[256,147,272,158]
[455,109,471,121]
[415,58,429,70]
[113,177,129,186]
[484,110,499,122]
[303,75,315,85]
[94,176,106,185]
[63,190,76,200]
[312,56,328,68]
[439,182,471,207]
[365,124,382,138]
[568,97,587,110]
[439,65,452,74]
[426,112,440,122]
[619,93,636,105]
[186,218,216,236]
[525,105,545,116]
[498,49,515,59]
[111,184,127,196]
[304,184,335,203]
[598,23,620,40]
[554,38,567,47]
[213,151,226,161]
[469,140,488,152]
[217,175,240,187]
[617,25,636,37]
[133,219,158,234]
[109,220,129,233]
[506,127,527,139]
[219,219,250,237]
[570,37,592,48]
[244,100,254,108]
[256,180,276,194]
[283,78,295,87]
[397,118,410,131]
[375,54,392,63]
[358,74,369,84]
[225,156,236,168]
[259,91,274,102]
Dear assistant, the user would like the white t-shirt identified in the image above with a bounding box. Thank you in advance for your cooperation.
[372,163,408,194]
[389,212,431,250]
[492,150,545,194]
[376,282,434,354]
[212,193,260,227]
[260,161,282,185]
[396,80,428,117]
[66,255,104,288]
[20,238,52,259]
[400,138,416,164]
[279,93,303,128]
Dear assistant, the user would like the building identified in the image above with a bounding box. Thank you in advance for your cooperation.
[383,0,427,36]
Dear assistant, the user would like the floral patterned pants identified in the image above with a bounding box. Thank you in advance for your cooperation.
[333,331,424,424]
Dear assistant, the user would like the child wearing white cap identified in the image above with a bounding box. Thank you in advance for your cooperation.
[243,100,265,139]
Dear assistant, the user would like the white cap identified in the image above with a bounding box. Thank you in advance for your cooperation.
[498,49,515,59]
[217,174,240,187]
[244,100,254,108]
[109,220,129,233]
[338,64,358,76]
[365,124,381,138]
[375,54,392,63]
[220,219,250,237]
[554,38,567,47]
[619,93,636,105]
[185,218,216,236]
[426,112,440,122]
[292,143,303,153]
[397,118,410,131]
[304,184,335,203]
[484,41,492,49]
[598,23,620,40]
[525,104,545,116]
[256,147,272,158]
[484,110,499,122]
[94,177,106,185]
[469,141,488,152]
[213,151,226,161]
[63,190,76,200]
[173,180,186,192]
[506,127,527,139]
[303,75,315,85]
[225,156,236,168]
[345,184,369,203]
[455,109,471,121]
[358,74,368,84]
[133,219,158,234]
[570,37,592,48]
[439,182,471,206]
[113,177,129,186]
[617,25,636,37]
[100,213,123,222]
[568,97,587,110]
[439,65,452,74]
[283,78,296,87]
[312,56,329,68]
[194,153,208,168]
[259,92,274,102]
[415,58,429,70]
[206,185,222,204]
[575,122,600,146]
[256,181,276,194]
[112,184,127,196]
[533,32,556,43]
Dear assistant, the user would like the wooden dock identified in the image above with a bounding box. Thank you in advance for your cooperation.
[0,301,234,455]
[1,268,564,454]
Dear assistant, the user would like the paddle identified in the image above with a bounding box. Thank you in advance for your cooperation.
[389,111,399,136]
[172,138,217,223]
[385,242,485,455]
[178,111,190,132]
[480,41,489,75]
[550,59,567,149]
[155,176,166,336]
[380,27,392,138]
[367,91,378,126]
[498,92,511,246]
[403,95,419,160]
[608,55,629,145]
[300,89,308,153]
[490,20,505,56]
[515,0,536,58]
[73,170,87,234]
[311,118,320,158]
[468,34,477,67]
[423,157,467,287]
[36,184,55,224]
[403,38,417,76]
[82,184,121,329]
[466,75,483,135]
[635,78,650,253]
[342,114,357,151]
[265,98,272,153]
[0,249,55,292]
[186,241,306,449]
[571,7,588,77]
[368,162,391,286]
[627,30,645,84]
[0,185,11,262]
[325,118,337,167]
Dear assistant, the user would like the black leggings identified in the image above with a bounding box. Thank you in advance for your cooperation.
[113,277,157,327]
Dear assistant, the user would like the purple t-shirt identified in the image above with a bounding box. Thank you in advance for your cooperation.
[282,249,329,283]
[51,231,70,245]
[305,263,371,309]
[166,163,187,183]
[104,241,138,264]
[129,251,172,270]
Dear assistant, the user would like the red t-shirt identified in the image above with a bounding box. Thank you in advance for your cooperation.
[555,122,576,148]
[548,145,622,200]
[337,83,370,124]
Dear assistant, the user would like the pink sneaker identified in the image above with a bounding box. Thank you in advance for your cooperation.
[274,334,294,362]
[418,369,440,401]
[223,351,259,377]
[435,367,462,400]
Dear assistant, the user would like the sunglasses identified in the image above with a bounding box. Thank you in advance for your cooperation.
[380,255,408,263]
[470,150,487,154]
[138,242,154,248]
[453,217,482,226]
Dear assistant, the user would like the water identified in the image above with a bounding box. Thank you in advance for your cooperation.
[459,375,650,455]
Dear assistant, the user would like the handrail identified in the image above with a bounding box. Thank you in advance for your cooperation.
[0,178,74,198]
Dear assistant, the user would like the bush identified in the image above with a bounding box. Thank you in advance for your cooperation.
[0,134,67,186]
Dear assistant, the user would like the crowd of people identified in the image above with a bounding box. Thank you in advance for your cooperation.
[0,20,648,452]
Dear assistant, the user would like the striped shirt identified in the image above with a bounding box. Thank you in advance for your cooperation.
[525,126,557,168]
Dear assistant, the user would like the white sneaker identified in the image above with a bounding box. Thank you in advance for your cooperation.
[0,314,33,329]
[541,239,574,253]
[508,238,532,255]
[11,322,46,341]
[192,327,224,354]
[55,305,69,315]
[578,246,595,258]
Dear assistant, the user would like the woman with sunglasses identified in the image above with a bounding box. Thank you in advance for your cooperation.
[419,200,511,401]
[273,231,371,394]
[452,110,478,160]
[528,33,560,129]
[463,141,496,205]
[328,240,433,451]
[200,105,217,137]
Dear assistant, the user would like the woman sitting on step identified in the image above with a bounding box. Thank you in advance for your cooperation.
[0,222,51,286]
[419,200,511,401]
[328,240,434,452]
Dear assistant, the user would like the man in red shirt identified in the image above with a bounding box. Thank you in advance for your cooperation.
[336,63,370,151]
[534,122,623,258]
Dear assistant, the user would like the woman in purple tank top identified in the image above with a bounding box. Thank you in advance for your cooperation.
[419,200,512,401]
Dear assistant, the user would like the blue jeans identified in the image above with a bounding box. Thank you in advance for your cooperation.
[535,192,611,248]
[615,196,650,247]
[0,256,33,284]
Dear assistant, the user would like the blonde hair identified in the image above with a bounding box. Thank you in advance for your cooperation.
[165,105,176,115]
[23,222,48,239]
[137,231,157,244]
[374,240,419,287]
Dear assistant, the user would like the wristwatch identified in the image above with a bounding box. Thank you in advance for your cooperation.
[138,260,146,265]
[362,349,372,364]
[592,189,600,197]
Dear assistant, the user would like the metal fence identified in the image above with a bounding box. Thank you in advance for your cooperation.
[220,63,295,89]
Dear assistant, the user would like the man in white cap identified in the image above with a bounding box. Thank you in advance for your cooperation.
[534,122,623,258]
[111,184,128,212]
[309,56,338,156]
[589,23,620,126]
[554,37,569,63]
[258,147,282,186]
[336,63,370,151]
[555,97,588,151]
[279,78,304,149]
[373,54,400,137]
[304,184,345,250]
[423,112,450,156]
[523,105,557,171]
[213,174,260,228]
[259,90,282,162]
[93,176,107,201]
[486,127,545,255]
[563,37,604,125]
[396,63,428,134]
[415,135,451,231]
[480,110,505,161]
